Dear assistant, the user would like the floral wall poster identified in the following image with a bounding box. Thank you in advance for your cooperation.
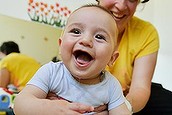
[28,0,71,28]
[0,0,96,26]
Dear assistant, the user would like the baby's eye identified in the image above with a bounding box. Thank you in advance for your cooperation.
[70,28,81,34]
[95,34,106,41]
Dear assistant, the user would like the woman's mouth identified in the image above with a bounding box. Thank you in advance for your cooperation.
[111,12,126,20]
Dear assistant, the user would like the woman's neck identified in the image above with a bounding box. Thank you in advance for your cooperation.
[117,29,125,46]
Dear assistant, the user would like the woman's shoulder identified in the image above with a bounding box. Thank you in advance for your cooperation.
[131,16,151,24]
[129,16,156,30]
[127,16,159,39]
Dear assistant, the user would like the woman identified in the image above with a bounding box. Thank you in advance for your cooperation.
[0,41,41,91]
[97,0,158,113]
[97,0,172,114]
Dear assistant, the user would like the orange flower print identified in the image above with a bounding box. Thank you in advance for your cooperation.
[27,0,71,28]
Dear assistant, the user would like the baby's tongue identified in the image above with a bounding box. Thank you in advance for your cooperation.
[76,54,91,65]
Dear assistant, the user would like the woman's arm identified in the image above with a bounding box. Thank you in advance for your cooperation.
[109,103,131,115]
[126,52,158,113]
[0,68,10,88]
[14,85,94,115]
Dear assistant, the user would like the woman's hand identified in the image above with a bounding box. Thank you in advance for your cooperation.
[47,92,108,114]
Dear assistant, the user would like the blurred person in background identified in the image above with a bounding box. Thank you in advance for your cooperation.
[0,41,41,92]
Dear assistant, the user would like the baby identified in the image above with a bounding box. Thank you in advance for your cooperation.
[14,4,131,115]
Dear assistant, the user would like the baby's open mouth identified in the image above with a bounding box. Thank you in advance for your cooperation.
[73,50,93,65]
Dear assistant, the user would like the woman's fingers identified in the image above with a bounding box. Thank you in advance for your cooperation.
[69,102,94,114]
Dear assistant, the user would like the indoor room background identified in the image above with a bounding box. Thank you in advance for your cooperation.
[0,0,172,91]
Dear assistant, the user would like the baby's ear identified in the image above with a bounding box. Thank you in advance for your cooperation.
[107,51,119,67]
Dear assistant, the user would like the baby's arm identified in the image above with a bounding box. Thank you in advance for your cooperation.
[109,103,131,115]
[13,85,94,115]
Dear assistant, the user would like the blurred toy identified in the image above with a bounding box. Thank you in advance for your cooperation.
[7,84,19,94]
[0,87,16,109]
[0,94,10,109]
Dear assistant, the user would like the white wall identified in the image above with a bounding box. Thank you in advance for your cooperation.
[0,0,172,91]
[0,14,62,65]
[152,0,172,91]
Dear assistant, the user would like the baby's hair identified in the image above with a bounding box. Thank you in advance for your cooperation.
[75,4,118,37]
[75,4,115,22]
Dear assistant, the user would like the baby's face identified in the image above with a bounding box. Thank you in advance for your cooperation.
[59,6,118,80]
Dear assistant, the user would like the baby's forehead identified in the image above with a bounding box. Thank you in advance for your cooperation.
[67,6,116,29]
[71,5,114,19]
[66,5,118,41]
